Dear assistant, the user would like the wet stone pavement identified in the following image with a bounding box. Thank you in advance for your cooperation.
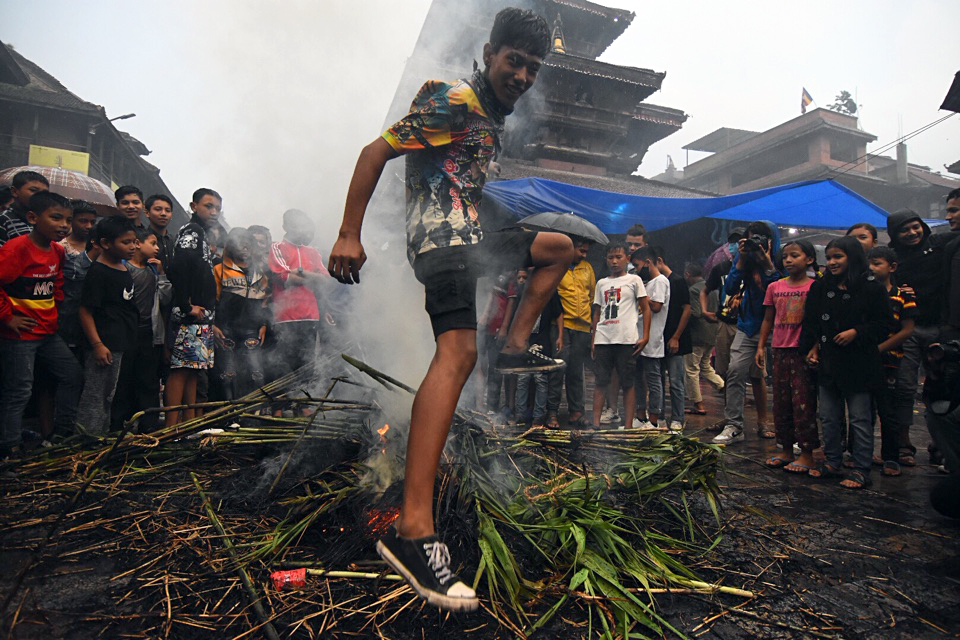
[552,370,960,638]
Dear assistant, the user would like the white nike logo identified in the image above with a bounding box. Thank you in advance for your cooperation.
[123,286,134,300]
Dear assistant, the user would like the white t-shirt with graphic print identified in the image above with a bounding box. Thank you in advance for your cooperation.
[593,274,647,345]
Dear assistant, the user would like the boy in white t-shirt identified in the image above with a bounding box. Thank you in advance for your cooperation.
[631,246,670,428]
[591,243,651,428]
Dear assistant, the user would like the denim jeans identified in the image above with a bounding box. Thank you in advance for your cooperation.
[216,334,265,401]
[819,384,873,472]
[722,331,762,430]
[662,354,686,424]
[639,356,663,418]
[894,324,940,454]
[0,335,82,448]
[76,351,123,437]
[547,328,591,415]
[515,372,548,424]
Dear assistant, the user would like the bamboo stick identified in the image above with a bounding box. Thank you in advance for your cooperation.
[190,473,280,640]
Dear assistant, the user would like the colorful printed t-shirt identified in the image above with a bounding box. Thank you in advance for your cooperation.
[882,284,917,371]
[383,70,507,263]
[763,278,813,348]
[0,234,64,340]
[593,274,646,345]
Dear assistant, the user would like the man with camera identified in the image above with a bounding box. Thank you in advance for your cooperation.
[713,221,781,444]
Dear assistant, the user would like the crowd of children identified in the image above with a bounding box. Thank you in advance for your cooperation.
[478,187,960,491]
[0,171,338,457]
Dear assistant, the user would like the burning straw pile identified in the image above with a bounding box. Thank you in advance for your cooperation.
[0,355,740,639]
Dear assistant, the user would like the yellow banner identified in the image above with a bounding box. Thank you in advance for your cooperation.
[27,145,90,175]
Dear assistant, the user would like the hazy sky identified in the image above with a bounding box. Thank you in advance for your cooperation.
[3,0,959,238]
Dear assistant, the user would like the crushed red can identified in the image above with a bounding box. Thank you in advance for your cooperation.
[271,568,307,590]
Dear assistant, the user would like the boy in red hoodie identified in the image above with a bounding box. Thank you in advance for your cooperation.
[0,192,82,457]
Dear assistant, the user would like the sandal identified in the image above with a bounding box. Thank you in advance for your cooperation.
[809,463,844,479]
[899,454,916,467]
[765,455,792,468]
[841,470,872,489]
[784,461,815,474]
[882,460,902,477]
[685,408,708,416]
[545,413,560,429]
[756,424,776,439]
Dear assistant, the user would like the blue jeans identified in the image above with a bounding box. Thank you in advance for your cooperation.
[0,335,82,448]
[516,372,548,424]
[639,356,663,418]
[820,384,873,472]
[662,354,686,424]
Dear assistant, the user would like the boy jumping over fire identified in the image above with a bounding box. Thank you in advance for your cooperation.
[328,8,572,612]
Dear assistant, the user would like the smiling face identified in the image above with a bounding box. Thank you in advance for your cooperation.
[117,193,144,222]
[946,197,960,232]
[896,220,925,247]
[482,44,542,109]
[825,247,849,277]
[28,205,72,243]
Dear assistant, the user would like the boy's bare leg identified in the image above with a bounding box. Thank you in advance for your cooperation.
[397,329,478,539]
[592,386,606,428]
[623,387,636,429]
[502,233,574,354]
[751,378,769,425]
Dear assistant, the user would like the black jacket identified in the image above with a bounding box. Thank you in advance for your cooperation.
[800,274,894,393]
[887,209,958,326]
[168,214,217,321]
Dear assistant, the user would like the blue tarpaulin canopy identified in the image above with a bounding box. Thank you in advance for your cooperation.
[484,178,894,232]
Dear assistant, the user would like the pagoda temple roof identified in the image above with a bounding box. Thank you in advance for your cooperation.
[546,51,664,89]
[541,0,634,59]
[0,42,101,115]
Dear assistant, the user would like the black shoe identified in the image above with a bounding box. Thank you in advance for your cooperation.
[376,528,478,612]
[494,345,565,375]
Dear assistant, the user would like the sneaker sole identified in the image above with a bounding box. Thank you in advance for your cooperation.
[495,361,566,375]
[376,541,479,612]
[713,434,744,445]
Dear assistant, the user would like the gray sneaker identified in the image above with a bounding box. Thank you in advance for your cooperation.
[712,424,743,444]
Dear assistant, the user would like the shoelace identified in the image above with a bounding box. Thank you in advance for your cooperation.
[423,541,454,585]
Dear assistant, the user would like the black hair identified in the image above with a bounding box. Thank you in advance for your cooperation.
[224,227,252,261]
[136,227,159,243]
[69,199,98,217]
[626,223,646,238]
[115,185,143,203]
[0,186,12,205]
[824,235,868,288]
[653,245,667,264]
[684,262,703,278]
[145,194,173,210]
[569,235,592,248]
[12,170,49,189]
[95,215,136,244]
[605,241,628,255]
[846,222,878,240]
[631,246,658,263]
[781,238,818,273]
[867,246,898,266]
[745,221,772,240]
[248,224,271,239]
[489,7,550,59]
[28,191,71,216]
[192,187,222,204]
[947,188,960,203]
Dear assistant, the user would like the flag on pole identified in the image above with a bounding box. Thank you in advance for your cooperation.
[801,88,814,114]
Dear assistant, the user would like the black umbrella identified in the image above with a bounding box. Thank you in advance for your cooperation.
[518,211,609,245]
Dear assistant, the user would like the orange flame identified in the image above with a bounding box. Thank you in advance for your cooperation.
[377,424,390,439]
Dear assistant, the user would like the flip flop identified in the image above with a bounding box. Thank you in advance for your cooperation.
[841,470,872,489]
[757,426,776,439]
[899,454,916,467]
[765,455,792,468]
[882,461,902,477]
[784,462,814,474]
[809,463,844,479]
[685,408,708,415]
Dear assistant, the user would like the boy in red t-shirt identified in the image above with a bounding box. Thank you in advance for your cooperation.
[0,192,82,457]
[268,209,332,415]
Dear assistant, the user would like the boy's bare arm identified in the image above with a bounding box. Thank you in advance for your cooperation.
[635,296,651,356]
[79,306,111,366]
[755,306,775,370]
[879,318,915,353]
[328,138,399,284]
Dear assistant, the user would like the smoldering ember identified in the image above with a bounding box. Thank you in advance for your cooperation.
[1,1,960,639]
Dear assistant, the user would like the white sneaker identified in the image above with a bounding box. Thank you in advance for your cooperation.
[668,421,684,433]
[600,408,618,424]
[632,417,650,429]
[713,425,743,444]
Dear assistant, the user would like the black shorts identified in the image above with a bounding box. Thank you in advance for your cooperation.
[413,230,537,339]
[593,344,636,389]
